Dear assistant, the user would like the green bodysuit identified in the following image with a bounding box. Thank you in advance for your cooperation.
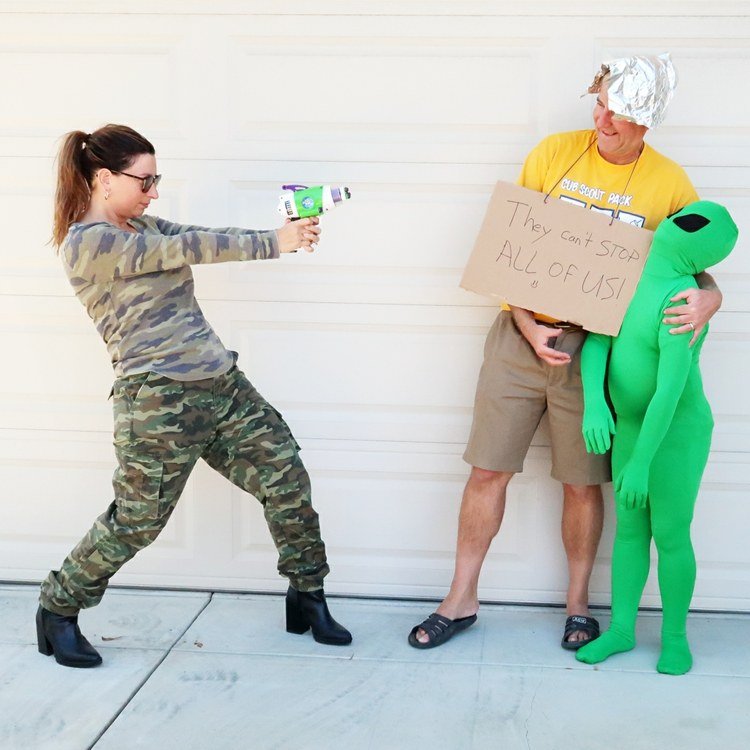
[575,201,738,675]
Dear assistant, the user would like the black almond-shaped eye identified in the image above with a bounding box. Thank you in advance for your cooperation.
[673,213,711,233]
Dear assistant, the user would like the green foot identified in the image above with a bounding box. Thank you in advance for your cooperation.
[657,634,692,675]
[576,629,635,665]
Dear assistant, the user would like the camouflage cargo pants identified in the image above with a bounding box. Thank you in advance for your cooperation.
[40,366,329,616]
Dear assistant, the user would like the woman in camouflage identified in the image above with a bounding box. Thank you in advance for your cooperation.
[38,124,351,668]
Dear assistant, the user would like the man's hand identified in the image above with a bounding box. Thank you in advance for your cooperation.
[529,325,573,366]
[663,278,722,347]
[276,216,321,254]
[510,307,571,366]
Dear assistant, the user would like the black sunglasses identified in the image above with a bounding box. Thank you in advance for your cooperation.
[112,170,162,193]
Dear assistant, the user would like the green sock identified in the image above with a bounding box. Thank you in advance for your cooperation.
[576,627,635,665]
[657,631,692,675]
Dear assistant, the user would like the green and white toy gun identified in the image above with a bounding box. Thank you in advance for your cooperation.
[277,184,352,220]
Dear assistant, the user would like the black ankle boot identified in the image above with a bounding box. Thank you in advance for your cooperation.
[285,587,352,646]
[36,605,103,668]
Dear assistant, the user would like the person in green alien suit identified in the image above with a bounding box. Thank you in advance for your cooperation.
[575,201,738,675]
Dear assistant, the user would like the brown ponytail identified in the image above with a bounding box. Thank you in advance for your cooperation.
[52,124,155,248]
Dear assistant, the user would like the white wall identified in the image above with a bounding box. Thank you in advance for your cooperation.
[1,1,749,610]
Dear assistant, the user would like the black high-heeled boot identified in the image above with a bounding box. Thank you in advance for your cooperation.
[36,605,103,668]
[285,586,352,646]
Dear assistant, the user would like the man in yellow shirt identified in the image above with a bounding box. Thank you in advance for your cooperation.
[409,54,722,650]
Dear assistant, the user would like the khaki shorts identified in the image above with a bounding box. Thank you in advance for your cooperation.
[463,311,611,486]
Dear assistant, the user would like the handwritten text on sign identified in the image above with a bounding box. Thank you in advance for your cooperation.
[460,182,654,335]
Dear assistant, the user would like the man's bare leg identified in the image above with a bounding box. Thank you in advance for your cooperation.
[561,482,604,644]
[415,467,514,644]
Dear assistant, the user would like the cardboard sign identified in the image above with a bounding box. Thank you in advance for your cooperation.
[460,182,654,335]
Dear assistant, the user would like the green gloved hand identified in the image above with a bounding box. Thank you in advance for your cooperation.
[615,460,649,510]
[582,399,616,454]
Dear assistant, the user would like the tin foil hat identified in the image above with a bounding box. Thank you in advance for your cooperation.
[587,53,677,128]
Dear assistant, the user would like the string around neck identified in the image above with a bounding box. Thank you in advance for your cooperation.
[609,146,643,225]
[543,134,597,203]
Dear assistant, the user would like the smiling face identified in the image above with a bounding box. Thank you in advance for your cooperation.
[103,152,160,218]
[593,88,649,165]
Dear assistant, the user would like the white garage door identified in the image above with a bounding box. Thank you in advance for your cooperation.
[1,2,748,611]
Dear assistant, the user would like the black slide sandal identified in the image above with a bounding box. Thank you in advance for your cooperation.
[408,612,478,649]
[561,615,600,650]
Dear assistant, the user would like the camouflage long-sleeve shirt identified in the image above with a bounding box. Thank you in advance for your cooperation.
[62,215,279,380]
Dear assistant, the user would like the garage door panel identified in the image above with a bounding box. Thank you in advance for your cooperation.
[0,37,182,139]
[0,432,197,582]
[229,38,541,134]
[701,336,750,456]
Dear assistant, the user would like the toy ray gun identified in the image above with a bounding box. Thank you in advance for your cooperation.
[277,184,352,220]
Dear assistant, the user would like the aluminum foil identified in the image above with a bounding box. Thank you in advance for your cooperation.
[587,53,677,128]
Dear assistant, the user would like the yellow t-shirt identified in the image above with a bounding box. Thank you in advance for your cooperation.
[505,129,699,322]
